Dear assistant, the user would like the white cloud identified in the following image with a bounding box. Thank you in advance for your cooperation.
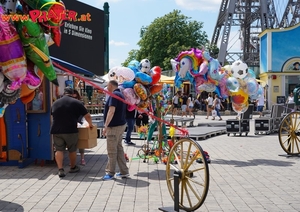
[175,0,221,11]
[109,58,122,68]
[109,40,129,46]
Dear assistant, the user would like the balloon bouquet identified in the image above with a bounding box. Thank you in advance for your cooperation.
[171,48,263,115]
[107,59,163,112]
[0,0,62,114]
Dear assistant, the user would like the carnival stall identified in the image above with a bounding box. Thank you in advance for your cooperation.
[0,0,107,167]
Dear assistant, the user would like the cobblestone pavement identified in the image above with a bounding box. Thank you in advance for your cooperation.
[0,115,300,212]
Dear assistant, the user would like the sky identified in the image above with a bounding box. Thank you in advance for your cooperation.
[78,0,289,70]
[78,0,228,69]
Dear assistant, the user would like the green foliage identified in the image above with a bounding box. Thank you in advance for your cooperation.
[122,49,139,67]
[123,10,209,70]
[205,43,219,59]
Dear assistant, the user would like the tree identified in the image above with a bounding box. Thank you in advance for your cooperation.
[123,10,209,70]
[122,49,139,67]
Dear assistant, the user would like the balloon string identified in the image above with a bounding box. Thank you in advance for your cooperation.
[52,61,189,136]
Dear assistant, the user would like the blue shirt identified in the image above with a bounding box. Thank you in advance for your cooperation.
[104,89,126,127]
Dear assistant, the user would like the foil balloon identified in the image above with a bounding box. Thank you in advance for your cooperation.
[198,60,208,75]
[21,0,66,46]
[133,83,148,101]
[231,88,248,105]
[139,59,151,74]
[170,59,179,72]
[121,80,136,89]
[198,83,216,93]
[150,84,163,95]
[108,66,135,84]
[232,101,249,115]
[231,60,248,79]
[226,77,240,92]
[137,100,149,109]
[14,18,58,85]
[128,60,140,74]
[0,7,27,90]
[246,78,259,95]
[135,72,152,85]
[203,51,221,80]
[247,69,256,79]
[122,88,140,105]
[194,75,206,88]
[127,104,135,111]
[219,76,229,99]
[149,66,161,85]
[257,85,264,97]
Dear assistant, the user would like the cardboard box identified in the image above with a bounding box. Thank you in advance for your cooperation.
[77,127,97,149]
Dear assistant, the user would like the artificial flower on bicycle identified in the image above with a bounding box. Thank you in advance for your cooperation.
[137,125,148,139]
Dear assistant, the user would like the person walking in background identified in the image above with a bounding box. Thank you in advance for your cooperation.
[73,89,86,166]
[212,94,224,121]
[172,91,181,115]
[181,93,188,117]
[51,87,93,178]
[205,93,213,119]
[124,108,136,145]
[256,94,265,117]
[286,92,294,104]
[187,94,194,117]
[102,80,129,180]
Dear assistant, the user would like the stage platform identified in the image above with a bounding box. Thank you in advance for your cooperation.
[125,125,226,141]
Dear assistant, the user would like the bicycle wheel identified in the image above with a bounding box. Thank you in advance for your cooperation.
[166,138,209,211]
[278,112,300,155]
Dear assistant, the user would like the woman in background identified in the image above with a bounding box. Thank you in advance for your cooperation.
[205,93,213,119]
[187,94,194,117]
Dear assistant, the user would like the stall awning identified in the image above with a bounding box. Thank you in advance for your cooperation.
[50,56,95,77]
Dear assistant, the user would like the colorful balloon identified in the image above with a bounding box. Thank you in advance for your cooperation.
[123,88,140,105]
[133,83,148,101]
[139,59,151,74]
[135,72,152,85]
[14,18,58,85]
[149,66,161,85]
[246,78,259,95]
[226,77,240,92]
[21,0,66,46]
[231,60,248,79]
[108,66,135,84]
[231,88,248,105]
[0,7,27,90]
[150,84,163,95]
[232,101,249,114]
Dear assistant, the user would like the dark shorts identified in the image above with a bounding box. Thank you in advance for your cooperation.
[53,133,79,152]
[173,103,180,109]
[208,105,213,109]
[257,106,263,112]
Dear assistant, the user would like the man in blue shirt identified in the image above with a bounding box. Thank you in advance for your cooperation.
[102,80,129,180]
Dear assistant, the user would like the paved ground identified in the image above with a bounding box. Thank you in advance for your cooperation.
[1,115,300,212]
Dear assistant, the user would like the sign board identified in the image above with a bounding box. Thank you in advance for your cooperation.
[276,96,285,104]
[50,0,105,76]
